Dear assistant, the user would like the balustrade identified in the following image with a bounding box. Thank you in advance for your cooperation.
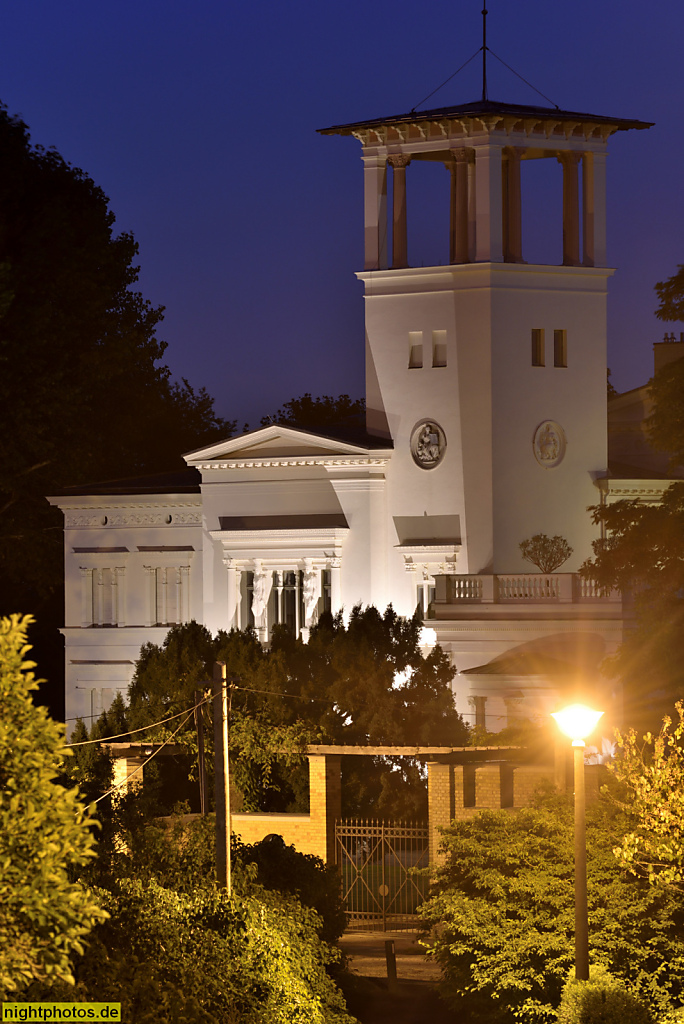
[437,573,617,605]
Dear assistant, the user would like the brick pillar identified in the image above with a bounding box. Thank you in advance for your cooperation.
[307,754,341,865]
[112,755,144,795]
[428,762,454,866]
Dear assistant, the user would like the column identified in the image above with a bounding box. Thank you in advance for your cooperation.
[502,148,523,263]
[143,566,156,627]
[363,155,388,270]
[160,566,168,625]
[223,557,238,630]
[94,568,104,626]
[113,566,126,627]
[582,151,607,267]
[474,143,504,262]
[80,567,94,627]
[560,152,581,266]
[388,154,410,268]
[329,557,342,615]
[180,565,191,623]
[448,150,470,264]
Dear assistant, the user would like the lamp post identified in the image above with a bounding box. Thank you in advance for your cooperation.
[551,703,603,981]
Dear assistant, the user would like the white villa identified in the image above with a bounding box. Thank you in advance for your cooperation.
[51,95,664,735]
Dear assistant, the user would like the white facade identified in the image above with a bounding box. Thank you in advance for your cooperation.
[51,98,653,735]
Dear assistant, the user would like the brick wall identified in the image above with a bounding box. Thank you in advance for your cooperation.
[427,760,604,866]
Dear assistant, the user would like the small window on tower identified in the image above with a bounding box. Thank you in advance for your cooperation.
[408,331,423,369]
[531,329,545,366]
[432,330,447,368]
[554,329,567,367]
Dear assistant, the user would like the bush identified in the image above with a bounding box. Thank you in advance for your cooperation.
[15,879,357,1024]
[420,788,684,1022]
[234,834,348,944]
[0,615,106,994]
[557,968,652,1023]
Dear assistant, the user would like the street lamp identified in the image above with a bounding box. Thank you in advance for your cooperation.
[551,703,603,981]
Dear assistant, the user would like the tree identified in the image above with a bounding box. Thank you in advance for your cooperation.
[609,703,684,891]
[125,607,468,818]
[644,263,684,467]
[260,393,365,434]
[519,534,574,573]
[0,102,232,645]
[655,264,684,323]
[581,485,684,728]
[0,615,107,994]
[646,360,684,470]
[420,787,684,1023]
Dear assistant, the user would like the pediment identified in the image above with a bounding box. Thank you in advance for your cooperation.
[184,424,387,465]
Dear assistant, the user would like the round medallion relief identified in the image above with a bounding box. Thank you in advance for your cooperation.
[533,420,566,468]
[410,420,446,470]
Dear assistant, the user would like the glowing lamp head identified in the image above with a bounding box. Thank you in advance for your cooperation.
[552,703,603,742]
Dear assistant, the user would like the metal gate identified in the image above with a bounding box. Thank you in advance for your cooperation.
[335,819,429,931]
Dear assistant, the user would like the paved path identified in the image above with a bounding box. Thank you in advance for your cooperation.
[339,929,441,983]
[338,930,455,1024]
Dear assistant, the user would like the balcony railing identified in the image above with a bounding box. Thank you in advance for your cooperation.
[434,573,618,605]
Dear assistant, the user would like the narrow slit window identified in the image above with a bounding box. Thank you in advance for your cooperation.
[554,329,567,367]
[432,330,447,367]
[531,328,545,366]
[408,331,423,369]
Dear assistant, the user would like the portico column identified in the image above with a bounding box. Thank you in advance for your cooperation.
[448,150,470,264]
[582,151,607,267]
[363,155,388,270]
[503,147,523,263]
[329,557,342,615]
[223,556,240,631]
[560,152,581,266]
[474,142,504,262]
[388,154,410,269]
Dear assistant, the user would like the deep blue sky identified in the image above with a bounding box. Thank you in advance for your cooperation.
[2,0,682,429]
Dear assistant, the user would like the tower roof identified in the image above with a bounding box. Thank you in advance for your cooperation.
[318,99,653,137]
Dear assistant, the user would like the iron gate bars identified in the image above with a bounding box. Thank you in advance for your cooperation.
[335,819,429,931]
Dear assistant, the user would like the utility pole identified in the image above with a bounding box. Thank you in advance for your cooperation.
[213,661,232,894]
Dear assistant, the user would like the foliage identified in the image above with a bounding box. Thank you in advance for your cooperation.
[260,393,365,434]
[557,967,652,1024]
[519,533,573,573]
[0,614,107,994]
[420,788,684,1023]
[655,264,684,323]
[15,879,356,1024]
[0,102,231,609]
[234,834,348,944]
[609,703,684,891]
[127,607,466,817]
[647,357,684,469]
[581,485,684,728]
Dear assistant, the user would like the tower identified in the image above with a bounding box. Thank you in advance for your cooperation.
[320,101,650,588]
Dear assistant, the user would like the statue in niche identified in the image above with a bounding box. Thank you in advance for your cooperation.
[303,568,319,623]
[251,567,270,620]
